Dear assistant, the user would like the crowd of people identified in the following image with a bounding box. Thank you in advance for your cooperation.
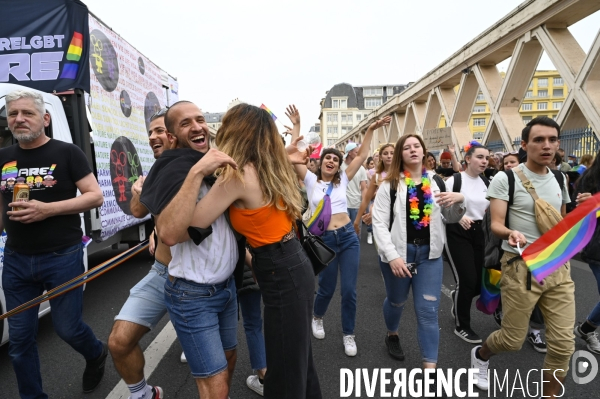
[1,88,599,399]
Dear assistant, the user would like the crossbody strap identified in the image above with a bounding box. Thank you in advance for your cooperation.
[513,166,540,201]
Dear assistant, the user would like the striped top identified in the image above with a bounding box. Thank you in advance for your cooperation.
[169,182,238,284]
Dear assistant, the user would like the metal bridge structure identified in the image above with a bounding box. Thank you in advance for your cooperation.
[332,0,600,158]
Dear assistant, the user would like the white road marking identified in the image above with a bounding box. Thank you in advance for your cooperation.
[105,321,177,399]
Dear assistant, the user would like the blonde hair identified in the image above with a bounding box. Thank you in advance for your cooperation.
[215,104,302,220]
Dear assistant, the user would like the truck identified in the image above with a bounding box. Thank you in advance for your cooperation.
[0,0,180,345]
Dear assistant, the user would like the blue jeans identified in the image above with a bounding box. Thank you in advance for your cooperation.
[164,276,238,378]
[379,244,443,364]
[239,290,267,371]
[347,208,361,235]
[2,243,104,399]
[314,222,360,335]
[587,261,600,327]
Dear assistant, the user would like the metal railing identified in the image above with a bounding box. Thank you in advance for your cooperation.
[558,127,599,158]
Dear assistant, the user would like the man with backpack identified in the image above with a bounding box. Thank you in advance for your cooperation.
[469,117,574,398]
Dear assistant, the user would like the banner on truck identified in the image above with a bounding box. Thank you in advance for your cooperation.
[0,0,90,93]
[88,16,166,240]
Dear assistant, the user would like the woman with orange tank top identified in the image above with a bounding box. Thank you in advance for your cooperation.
[180,103,321,399]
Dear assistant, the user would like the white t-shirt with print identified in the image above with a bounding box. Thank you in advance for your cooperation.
[304,170,350,215]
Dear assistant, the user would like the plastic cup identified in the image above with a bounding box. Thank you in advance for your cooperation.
[297,133,321,152]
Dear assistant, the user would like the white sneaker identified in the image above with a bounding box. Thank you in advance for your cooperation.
[343,335,357,356]
[246,375,264,396]
[180,352,187,363]
[367,232,373,244]
[470,346,489,391]
[312,318,325,339]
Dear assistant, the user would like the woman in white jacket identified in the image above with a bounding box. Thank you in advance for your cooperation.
[372,134,466,371]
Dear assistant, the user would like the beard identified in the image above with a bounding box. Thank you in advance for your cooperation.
[12,129,43,143]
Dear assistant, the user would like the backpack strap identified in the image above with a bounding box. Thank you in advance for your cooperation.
[389,182,397,232]
[513,166,540,201]
[550,169,565,191]
[432,174,446,193]
[480,174,490,188]
[452,172,462,193]
[506,169,515,207]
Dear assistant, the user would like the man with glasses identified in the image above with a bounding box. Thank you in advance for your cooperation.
[107,108,170,399]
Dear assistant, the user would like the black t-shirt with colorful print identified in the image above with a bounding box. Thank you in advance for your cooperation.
[0,139,92,254]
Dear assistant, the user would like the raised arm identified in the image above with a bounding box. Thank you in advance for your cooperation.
[287,135,310,181]
[285,104,301,142]
[344,116,391,180]
[448,143,461,172]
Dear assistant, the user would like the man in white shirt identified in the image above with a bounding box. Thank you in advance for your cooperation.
[141,101,240,399]
[341,143,368,239]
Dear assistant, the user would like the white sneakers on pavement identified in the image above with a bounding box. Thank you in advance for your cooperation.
[470,346,489,391]
[343,335,357,356]
[246,375,264,396]
[312,318,325,339]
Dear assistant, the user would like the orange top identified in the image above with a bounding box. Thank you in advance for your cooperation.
[229,203,293,248]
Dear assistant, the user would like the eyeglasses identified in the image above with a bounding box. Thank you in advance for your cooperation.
[502,151,519,157]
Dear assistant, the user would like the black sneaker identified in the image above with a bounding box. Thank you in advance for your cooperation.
[82,342,108,393]
[385,335,405,360]
[527,332,547,353]
[454,327,482,344]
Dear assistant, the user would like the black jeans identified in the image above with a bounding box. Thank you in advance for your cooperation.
[445,222,484,330]
[250,238,322,399]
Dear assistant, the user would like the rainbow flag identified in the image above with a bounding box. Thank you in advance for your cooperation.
[522,192,600,284]
[476,268,502,314]
[260,104,277,121]
[59,32,83,79]
[2,160,18,180]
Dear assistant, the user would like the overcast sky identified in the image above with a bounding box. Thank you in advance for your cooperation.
[83,0,599,133]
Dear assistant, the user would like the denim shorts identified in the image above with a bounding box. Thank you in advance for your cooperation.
[164,275,238,378]
[115,260,169,329]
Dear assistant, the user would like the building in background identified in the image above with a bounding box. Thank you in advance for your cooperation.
[318,83,408,147]
[205,98,245,132]
[440,70,567,140]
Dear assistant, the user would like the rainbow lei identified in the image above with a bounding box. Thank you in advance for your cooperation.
[404,167,434,229]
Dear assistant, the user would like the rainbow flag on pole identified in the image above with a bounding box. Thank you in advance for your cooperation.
[260,104,277,121]
[522,192,600,284]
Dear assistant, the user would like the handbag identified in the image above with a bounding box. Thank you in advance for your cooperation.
[305,183,334,236]
[300,221,336,275]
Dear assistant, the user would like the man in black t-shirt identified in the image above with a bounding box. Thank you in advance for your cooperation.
[0,90,106,398]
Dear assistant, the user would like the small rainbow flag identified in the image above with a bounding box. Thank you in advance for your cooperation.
[2,160,18,180]
[522,192,600,284]
[476,268,502,315]
[59,32,83,79]
[260,104,277,121]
